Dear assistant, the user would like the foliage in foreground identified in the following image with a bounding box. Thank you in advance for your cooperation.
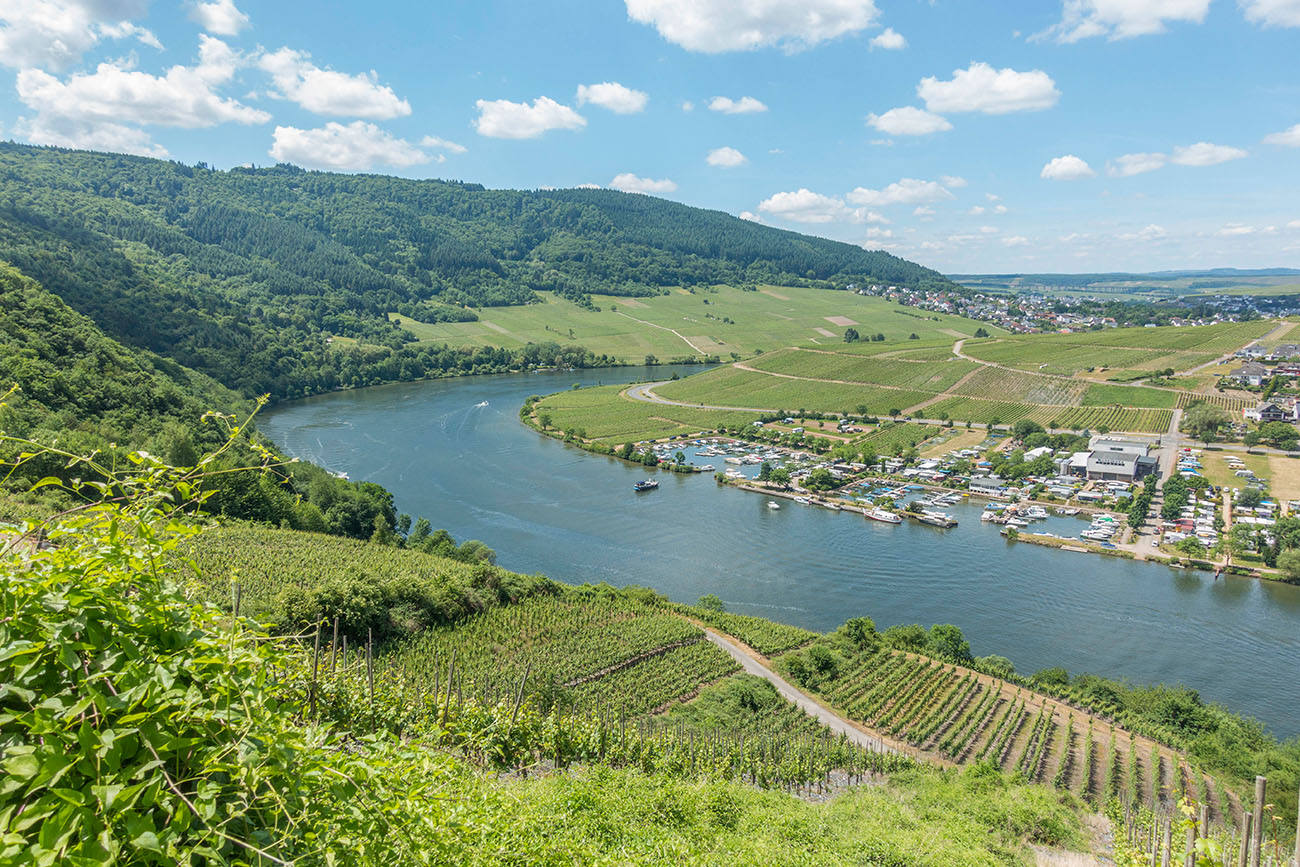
[0,465,1091,864]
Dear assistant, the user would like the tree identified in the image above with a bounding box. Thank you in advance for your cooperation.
[888,407,902,419]
[1243,431,1262,453]
[926,624,974,663]
[974,327,990,338]
[988,416,1002,429]
[674,450,686,465]
[1238,486,1264,509]
[1259,421,1299,451]
[757,461,773,481]
[1278,548,1300,582]
[1013,419,1045,441]
[1181,402,1231,444]
[908,333,919,340]
[769,467,791,487]
[697,594,726,612]
[537,412,552,430]
[843,327,860,342]
[644,354,659,366]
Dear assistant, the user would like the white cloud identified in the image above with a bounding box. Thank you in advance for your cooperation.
[269,121,429,171]
[918,62,1060,115]
[738,210,761,222]
[1169,141,1247,166]
[17,115,167,156]
[979,225,998,234]
[709,95,768,114]
[967,205,986,216]
[16,36,267,136]
[758,188,851,223]
[259,48,410,119]
[1240,0,1300,27]
[190,0,249,35]
[1289,219,1300,230]
[864,227,893,239]
[942,176,968,188]
[474,96,586,139]
[993,204,1008,214]
[0,0,156,71]
[1118,224,1166,241]
[575,81,648,114]
[847,177,957,206]
[421,135,467,154]
[609,173,678,194]
[1040,154,1095,180]
[625,0,880,53]
[706,146,748,167]
[1045,0,1211,42]
[1003,235,1030,247]
[1215,223,1273,236]
[985,192,1000,201]
[866,106,951,135]
[681,100,695,111]
[869,26,906,49]
[913,206,935,216]
[1108,151,1166,176]
[1263,123,1300,146]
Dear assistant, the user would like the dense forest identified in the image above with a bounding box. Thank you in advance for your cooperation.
[0,142,953,399]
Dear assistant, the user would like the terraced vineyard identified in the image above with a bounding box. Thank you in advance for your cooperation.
[951,366,1087,405]
[809,649,1238,817]
[1178,391,1254,412]
[747,349,979,392]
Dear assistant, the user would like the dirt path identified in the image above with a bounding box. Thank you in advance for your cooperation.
[623,381,776,413]
[702,629,907,756]
[613,310,708,355]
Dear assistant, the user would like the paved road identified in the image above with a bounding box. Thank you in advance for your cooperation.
[703,629,900,755]
[624,381,777,413]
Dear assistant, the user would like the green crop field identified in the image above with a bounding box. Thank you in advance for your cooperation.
[951,366,1086,406]
[655,367,932,416]
[533,384,760,442]
[391,285,1000,362]
[747,349,979,392]
[1080,383,1179,409]
[857,422,940,452]
[959,321,1274,376]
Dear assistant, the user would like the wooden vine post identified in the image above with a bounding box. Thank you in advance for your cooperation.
[1251,776,1266,867]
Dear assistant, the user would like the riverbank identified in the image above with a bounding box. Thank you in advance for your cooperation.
[259,366,1300,737]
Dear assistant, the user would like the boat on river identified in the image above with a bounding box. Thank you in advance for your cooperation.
[866,507,902,524]
[633,479,659,492]
[767,500,781,510]
[917,510,958,528]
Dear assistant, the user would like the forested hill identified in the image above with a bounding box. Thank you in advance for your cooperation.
[0,142,952,399]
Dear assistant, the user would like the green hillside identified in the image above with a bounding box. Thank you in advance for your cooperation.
[0,142,955,399]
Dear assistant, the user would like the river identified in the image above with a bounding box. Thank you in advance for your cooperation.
[261,365,1300,737]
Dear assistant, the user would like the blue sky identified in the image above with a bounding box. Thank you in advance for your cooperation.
[1,1,1298,273]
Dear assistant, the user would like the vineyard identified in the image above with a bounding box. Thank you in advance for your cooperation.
[951,366,1087,406]
[804,649,1241,819]
[655,366,932,416]
[922,396,1041,425]
[1179,391,1254,412]
[1081,383,1180,409]
[747,349,979,392]
[856,422,940,453]
[1044,406,1174,434]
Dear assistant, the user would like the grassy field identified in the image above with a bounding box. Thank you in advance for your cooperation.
[655,367,933,416]
[533,384,760,442]
[392,285,1000,362]
[747,348,979,391]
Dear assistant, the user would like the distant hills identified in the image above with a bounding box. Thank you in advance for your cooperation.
[0,142,954,400]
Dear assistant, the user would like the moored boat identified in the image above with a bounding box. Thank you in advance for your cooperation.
[633,479,659,492]
[866,506,902,524]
